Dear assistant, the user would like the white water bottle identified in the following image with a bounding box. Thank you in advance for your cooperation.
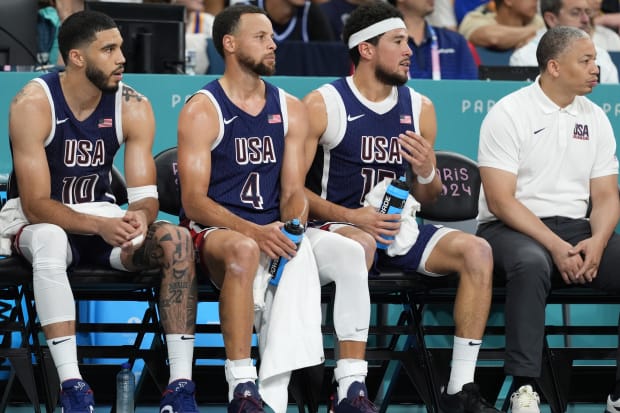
[116,362,135,412]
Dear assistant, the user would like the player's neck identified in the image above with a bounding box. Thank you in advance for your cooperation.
[351,71,393,102]
[219,73,266,115]
[59,71,102,121]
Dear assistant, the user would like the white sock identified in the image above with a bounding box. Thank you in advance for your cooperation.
[334,359,368,402]
[225,358,257,402]
[166,334,195,383]
[47,335,81,383]
[447,336,481,395]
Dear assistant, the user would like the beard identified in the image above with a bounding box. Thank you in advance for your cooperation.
[86,64,120,93]
[375,64,408,87]
[237,50,275,77]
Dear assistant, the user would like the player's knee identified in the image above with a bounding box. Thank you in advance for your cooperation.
[152,222,195,262]
[347,230,376,266]
[225,237,260,280]
[461,235,493,284]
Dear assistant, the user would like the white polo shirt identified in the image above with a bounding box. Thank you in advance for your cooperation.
[477,78,619,223]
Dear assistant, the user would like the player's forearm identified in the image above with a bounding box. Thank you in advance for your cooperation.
[280,190,308,224]
[306,189,352,223]
[22,198,107,235]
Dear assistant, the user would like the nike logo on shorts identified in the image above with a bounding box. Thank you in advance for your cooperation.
[534,128,545,134]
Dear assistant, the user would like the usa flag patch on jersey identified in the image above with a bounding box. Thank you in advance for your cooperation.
[98,118,113,128]
[267,114,282,124]
[400,115,412,124]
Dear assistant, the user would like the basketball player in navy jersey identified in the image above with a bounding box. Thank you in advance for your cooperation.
[303,2,501,413]
[8,11,199,413]
[177,4,374,413]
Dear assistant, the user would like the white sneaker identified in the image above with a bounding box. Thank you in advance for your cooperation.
[509,385,540,413]
[606,394,620,413]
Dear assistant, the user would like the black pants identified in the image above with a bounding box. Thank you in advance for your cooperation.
[477,217,620,378]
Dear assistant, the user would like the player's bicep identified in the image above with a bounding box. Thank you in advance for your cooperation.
[281,96,309,194]
[9,83,53,205]
[122,87,156,187]
[177,97,218,206]
[302,91,327,174]
[418,95,437,148]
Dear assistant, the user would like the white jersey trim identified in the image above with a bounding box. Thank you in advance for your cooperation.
[196,89,225,150]
[115,81,124,146]
[278,88,290,137]
[32,78,56,147]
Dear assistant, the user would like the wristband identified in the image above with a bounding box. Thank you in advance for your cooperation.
[416,166,436,184]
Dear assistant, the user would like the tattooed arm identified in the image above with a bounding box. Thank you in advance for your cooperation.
[121,84,159,244]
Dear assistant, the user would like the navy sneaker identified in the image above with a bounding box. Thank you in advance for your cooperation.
[333,382,378,413]
[227,382,264,413]
[440,382,504,413]
[60,379,95,413]
[159,379,199,413]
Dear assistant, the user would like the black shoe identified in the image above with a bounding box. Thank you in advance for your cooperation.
[440,382,504,413]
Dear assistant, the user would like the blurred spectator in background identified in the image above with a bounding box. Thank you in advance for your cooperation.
[588,0,620,50]
[459,0,544,50]
[170,0,215,74]
[37,0,84,66]
[427,0,458,29]
[204,0,227,14]
[320,0,368,40]
[251,0,336,42]
[389,0,478,79]
[510,0,618,83]
[455,0,489,25]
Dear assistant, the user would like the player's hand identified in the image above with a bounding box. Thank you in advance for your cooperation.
[350,205,401,246]
[120,210,148,250]
[97,216,141,248]
[550,240,585,284]
[251,222,299,260]
[398,130,434,179]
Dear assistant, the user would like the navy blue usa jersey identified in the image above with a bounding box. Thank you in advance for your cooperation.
[195,79,287,225]
[307,77,421,208]
[33,72,123,204]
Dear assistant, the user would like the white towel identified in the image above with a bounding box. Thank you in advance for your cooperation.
[363,178,421,257]
[253,238,324,413]
[0,198,28,256]
[0,198,127,256]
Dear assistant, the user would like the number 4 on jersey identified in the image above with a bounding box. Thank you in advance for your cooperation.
[240,172,264,209]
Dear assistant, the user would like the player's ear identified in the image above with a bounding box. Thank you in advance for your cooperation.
[358,42,374,60]
[68,49,85,68]
[223,34,235,54]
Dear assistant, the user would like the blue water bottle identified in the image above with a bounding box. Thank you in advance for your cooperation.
[268,218,304,286]
[376,176,409,250]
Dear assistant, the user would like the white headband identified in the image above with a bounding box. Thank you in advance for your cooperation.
[347,17,407,49]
